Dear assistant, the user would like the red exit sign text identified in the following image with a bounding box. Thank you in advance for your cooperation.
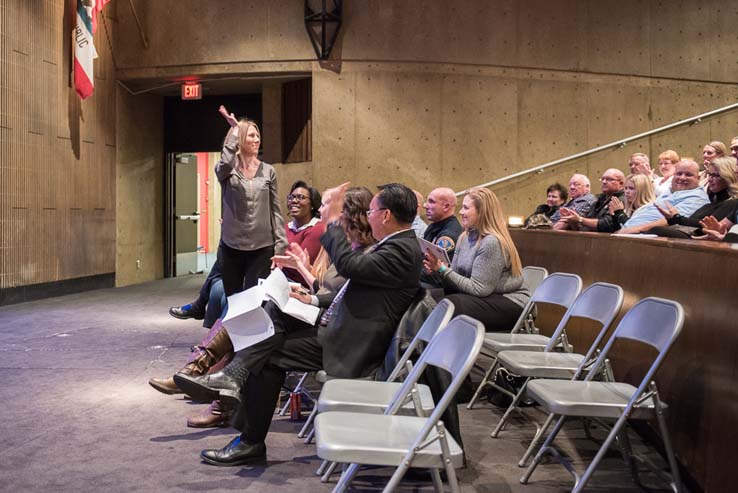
[181,83,202,100]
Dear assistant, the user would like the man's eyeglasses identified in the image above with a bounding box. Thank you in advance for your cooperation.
[287,193,309,202]
[366,208,388,217]
[601,176,619,182]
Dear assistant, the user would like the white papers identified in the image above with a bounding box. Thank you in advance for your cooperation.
[223,269,320,352]
[417,237,451,265]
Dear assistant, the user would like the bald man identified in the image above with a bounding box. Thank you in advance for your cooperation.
[619,159,709,233]
[555,168,626,232]
[423,187,463,261]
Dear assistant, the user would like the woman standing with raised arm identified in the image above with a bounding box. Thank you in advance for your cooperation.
[216,105,287,296]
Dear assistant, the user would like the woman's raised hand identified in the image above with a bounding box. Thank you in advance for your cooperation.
[218,105,238,128]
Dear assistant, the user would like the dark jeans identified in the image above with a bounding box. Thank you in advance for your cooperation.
[444,293,523,332]
[218,241,274,297]
[203,279,226,329]
[191,258,222,311]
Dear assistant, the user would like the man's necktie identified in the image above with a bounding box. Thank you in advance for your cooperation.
[319,280,350,326]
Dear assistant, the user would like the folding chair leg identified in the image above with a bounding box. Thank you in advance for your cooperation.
[316,459,329,476]
[614,426,644,489]
[491,378,530,438]
[333,463,360,493]
[430,468,443,493]
[518,412,555,467]
[652,384,683,493]
[520,415,566,484]
[321,461,339,483]
[298,405,318,438]
[437,422,461,493]
[467,356,498,409]
[573,413,630,493]
[304,427,315,444]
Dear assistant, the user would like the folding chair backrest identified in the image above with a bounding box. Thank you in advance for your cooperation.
[585,297,684,384]
[511,272,583,333]
[386,315,485,417]
[522,266,548,292]
[386,299,455,381]
[545,282,624,352]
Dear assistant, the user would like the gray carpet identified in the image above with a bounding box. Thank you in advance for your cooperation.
[0,275,672,492]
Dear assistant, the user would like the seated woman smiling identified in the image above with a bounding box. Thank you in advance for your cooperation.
[424,188,530,332]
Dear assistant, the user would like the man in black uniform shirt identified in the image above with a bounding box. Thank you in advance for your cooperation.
[420,187,463,289]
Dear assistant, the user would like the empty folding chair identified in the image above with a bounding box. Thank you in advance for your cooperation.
[467,272,582,409]
[301,299,453,444]
[490,282,623,462]
[315,315,485,493]
[313,299,454,480]
[521,297,684,493]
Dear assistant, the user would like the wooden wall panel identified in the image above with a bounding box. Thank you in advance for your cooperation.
[1,0,116,291]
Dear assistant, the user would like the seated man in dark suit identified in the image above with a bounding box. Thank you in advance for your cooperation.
[197,182,423,466]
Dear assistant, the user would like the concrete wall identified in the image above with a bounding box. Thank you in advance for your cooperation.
[115,0,738,220]
[115,89,163,286]
[1,0,116,291]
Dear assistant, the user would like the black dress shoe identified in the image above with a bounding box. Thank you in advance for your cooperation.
[201,436,266,467]
[169,303,205,320]
[174,371,241,404]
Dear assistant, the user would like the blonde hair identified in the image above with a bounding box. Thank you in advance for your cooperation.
[235,119,260,162]
[460,188,522,277]
[709,157,738,198]
[706,141,727,158]
[624,174,655,215]
[311,248,330,286]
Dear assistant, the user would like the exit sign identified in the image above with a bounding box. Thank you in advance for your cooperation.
[181,83,202,100]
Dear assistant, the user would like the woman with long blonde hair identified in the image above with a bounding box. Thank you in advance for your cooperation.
[424,187,529,332]
[609,174,655,230]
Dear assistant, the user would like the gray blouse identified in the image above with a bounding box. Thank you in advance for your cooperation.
[440,230,529,307]
[216,133,287,253]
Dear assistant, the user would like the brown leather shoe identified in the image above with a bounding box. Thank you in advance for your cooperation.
[149,376,183,395]
[187,401,231,428]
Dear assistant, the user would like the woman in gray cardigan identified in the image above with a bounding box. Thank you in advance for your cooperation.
[216,106,288,296]
[423,188,529,331]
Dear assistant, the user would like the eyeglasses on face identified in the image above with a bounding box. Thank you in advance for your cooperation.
[366,208,388,217]
[287,193,309,202]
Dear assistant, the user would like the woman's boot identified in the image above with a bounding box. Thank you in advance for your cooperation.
[148,324,234,395]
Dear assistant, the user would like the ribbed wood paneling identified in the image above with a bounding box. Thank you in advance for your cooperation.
[0,0,116,290]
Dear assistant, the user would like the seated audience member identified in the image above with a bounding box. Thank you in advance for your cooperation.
[619,159,709,233]
[423,188,529,332]
[694,215,738,243]
[628,153,653,177]
[524,183,567,226]
[653,150,679,197]
[608,174,656,230]
[168,259,222,326]
[700,141,727,186]
[283,181,326,285]
[411,189,428,238]
[174,187,376,427]
[730,136,738,160]
[649,157,738,238]
[187,183,422,466]
[550,174,597,223]
[554,168,625,232]
[423,187,462,260]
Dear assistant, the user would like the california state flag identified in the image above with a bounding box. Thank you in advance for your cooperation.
[73,0,97,99]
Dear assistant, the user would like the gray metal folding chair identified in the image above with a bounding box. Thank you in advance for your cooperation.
[313,299,455,481]
[314,315,485,493]
[520,297,684,493]
[467,272,582,409]
[522,265,548,292]
[491,282,623,462]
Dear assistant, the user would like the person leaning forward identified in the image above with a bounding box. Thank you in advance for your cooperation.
[199,182,423,467]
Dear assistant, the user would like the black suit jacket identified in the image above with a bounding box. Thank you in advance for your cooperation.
[318,225,422,378]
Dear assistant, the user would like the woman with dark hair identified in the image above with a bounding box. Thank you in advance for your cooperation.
[215,105,287,297]
[524,183,567,227]
[285,180,325,263]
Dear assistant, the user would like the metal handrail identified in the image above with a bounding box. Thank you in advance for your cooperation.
[458,100,738,196]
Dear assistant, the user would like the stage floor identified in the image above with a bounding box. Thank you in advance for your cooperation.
[0,275,670,492]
